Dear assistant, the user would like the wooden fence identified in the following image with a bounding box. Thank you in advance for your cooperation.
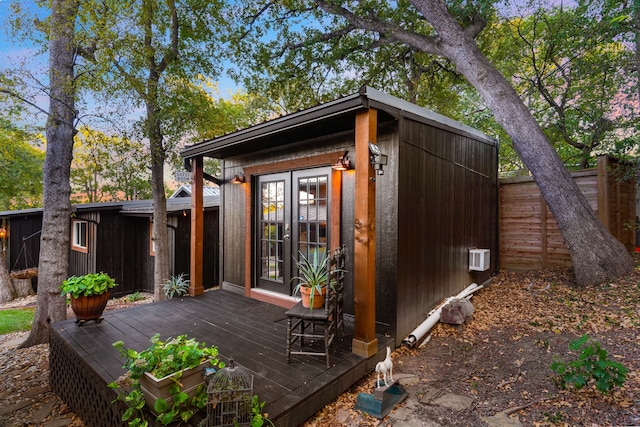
[499,156,636,271]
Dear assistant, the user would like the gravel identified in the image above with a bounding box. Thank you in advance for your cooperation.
[0,293,153,426]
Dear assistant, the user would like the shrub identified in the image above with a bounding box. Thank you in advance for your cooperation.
[550,334,628,394]
[126,292,145,302]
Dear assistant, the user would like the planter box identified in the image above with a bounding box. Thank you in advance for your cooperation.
[139,360,208,410]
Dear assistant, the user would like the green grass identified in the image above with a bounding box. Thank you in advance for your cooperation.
[0,308,35,334]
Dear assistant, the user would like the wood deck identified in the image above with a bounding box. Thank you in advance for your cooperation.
[50,289,391,427]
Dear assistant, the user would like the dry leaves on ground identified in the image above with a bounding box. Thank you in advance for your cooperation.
[303,266,640,427]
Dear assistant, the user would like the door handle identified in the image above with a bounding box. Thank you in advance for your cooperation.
[283,234,290,240]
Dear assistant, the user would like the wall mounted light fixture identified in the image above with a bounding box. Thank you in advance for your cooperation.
[332,151,351,171]
[0,220,8,254]
[368,142,388,175]
[230,173,246,184]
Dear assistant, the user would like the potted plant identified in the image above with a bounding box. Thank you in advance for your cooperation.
[292,249,334,309]
[60,272,118,324]
[109,333,224,426]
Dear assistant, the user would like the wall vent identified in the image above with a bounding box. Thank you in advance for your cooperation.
[469,249,490,271]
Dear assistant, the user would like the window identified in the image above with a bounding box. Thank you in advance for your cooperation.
[71,220,88,252]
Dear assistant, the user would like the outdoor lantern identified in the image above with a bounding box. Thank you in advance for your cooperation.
[206,358,254,427]
[368,142,388,175]
[332,151,351,171]
[0,226,7,241]
[229,173,246,184]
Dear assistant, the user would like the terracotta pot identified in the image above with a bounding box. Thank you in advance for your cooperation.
[299,286,326,309]
[70,292,110,322]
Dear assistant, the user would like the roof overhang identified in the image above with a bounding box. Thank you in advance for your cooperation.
[181,87,497,161]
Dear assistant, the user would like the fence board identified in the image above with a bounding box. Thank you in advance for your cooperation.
[499,156,636,271]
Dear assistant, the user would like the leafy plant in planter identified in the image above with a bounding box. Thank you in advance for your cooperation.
[61,272,118,298]
[109,333,224,426]
[60,272,119,324]
[291,249,337,310]
[163,273,190,299]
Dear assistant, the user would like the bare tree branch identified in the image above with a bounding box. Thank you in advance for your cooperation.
[314,0,443,56]
[0,87,51,118]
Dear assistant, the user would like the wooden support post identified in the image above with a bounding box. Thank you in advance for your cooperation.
[352,109,378,358]
[190,156,204,296]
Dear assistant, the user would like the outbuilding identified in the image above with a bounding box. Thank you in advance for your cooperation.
[182,87,498,354]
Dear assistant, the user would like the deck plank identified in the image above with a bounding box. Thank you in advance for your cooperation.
[50,289,391,427]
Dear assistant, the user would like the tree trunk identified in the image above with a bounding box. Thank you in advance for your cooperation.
[0,252,14,303]
[412,0,633,286]
[21,0,78,348]
[147,91,170,301]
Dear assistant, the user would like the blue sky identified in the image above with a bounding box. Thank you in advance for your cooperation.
[0,1,239,130]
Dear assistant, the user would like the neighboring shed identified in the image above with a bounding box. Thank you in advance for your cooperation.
[170,184,219,198]
[182,87,499,352]
[0,196,219,296]
[499,155,636,270]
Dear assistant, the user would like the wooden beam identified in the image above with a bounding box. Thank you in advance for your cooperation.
[244,176,252,297]
[331,168,342,252]
[352,109,378,358]
[190,156,204,296]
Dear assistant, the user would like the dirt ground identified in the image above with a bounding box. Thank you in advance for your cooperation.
[2,265,639,426]
[302,267,640,427]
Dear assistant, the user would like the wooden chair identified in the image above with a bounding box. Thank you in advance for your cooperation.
[286,246,345,368]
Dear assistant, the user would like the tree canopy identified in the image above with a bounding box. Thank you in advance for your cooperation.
[0,117,44,210]
[227,0,635,286]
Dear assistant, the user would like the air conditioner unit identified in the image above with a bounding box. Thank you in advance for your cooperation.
[469,249,490,272]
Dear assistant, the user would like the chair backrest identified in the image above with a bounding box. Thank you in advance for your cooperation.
[325,245,346,314]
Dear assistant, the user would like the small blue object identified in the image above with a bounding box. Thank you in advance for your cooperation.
[355,380,408,419]
[204,367,217,377]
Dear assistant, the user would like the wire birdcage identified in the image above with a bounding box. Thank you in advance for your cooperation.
[206,358,254,427]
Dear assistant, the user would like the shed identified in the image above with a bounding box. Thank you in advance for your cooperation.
[182,87,498,352]
[0,196,219,296]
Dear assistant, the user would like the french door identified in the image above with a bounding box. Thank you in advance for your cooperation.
[256,168,331,294]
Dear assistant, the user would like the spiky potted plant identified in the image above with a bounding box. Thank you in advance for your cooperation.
[292,250,333,310]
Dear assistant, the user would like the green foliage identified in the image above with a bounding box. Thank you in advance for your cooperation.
[0,308,35,334]
[0,120,44,210]
[60,272,118,298]
[126,292,145,302]
[228,0,638,173]
[250,395,275,427]
[71,126,151,203]
[163,273,190,299]
[291,249,343,310]
[292,250,330,294]
[550,334,628,394]
[109,334,224,426]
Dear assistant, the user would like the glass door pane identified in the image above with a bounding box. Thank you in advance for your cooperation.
[257,173,290,292]
[255,168,330,295]
[294,170,329,265]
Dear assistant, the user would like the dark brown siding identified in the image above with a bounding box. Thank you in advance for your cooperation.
[5,214,42,291]
[395,118,498,345]
[174,209,219,288]
[217,117,497,347]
